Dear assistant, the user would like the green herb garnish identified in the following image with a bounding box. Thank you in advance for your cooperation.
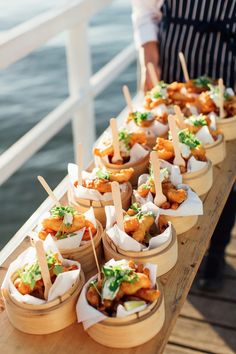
[102,264,138,293]
[133,111,150,125]
[189,115,207,127]
[118,129,131,150]
[192,76,212,89]
[178,129,201,149]
[51,205,76,218]
[96,169,111,180]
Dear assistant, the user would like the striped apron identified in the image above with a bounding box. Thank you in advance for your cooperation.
[158,0,236,87]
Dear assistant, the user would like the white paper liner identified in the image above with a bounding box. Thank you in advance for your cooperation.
[96,142,149,166]
[1,235,81,305]
[76,259,157,329]
[125,119,168,138]
[187,156,208,173]
[133,175,203,216]
[68,163,128,202]
[33,207,96,251]
[105,203,172,252]
[195,126,214,145]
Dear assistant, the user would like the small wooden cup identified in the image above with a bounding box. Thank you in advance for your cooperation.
[96,147,151,186]
[217,115,236,141]
[163,215,198,235]
[205,134,226,165]
[102,225,178,276]
[68,182,132,227]
[182,159,213,196]
[86,281,165,348]
[60,220,103,275]
[2,270,85,335]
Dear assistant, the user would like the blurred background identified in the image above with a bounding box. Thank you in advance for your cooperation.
[0,0,137,248]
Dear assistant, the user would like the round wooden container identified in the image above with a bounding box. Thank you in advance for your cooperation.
[87,281,165,348]
[182,159,213,196]
[96,147,151,186]
[205,134,226,165]
[60,220,103,275]
[2,270,85,335]
[102,225,177,276]
[217,115,236,141]
[164,215,198,235]
[68,182,132,227]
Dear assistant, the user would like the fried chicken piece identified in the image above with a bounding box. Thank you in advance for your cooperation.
[120,272,151,295]
[158,215,169,232]
[83,178,111,193]
[191,144,206,161]
[129,131,147,146]
[224,95,236,117]
[137,184,150,198]
[14,278,31,295]
[109,168,134,183]
[42,214,86,233]
[132,214,155,243]
[82,220,97,241]
[93,144,113,157]
[162,182,187,204]
[196,92,216,114]
[154,138,175,161]
[86,284,100,308]
[135,288,160,302]
[124,217,140,234]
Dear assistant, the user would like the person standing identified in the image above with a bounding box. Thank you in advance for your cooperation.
[131,0,236,291]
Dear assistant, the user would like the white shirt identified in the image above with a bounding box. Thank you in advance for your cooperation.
[131,0,164,48]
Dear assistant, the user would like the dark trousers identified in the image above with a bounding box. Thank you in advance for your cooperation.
[209,186,236,256]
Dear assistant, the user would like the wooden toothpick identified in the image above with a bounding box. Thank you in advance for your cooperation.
[178,52,190,82]
[122,85,133,113]
[218,78,225,119]
[111,181,124,231]
[150,151,167,206]
[110,118,122,163]
[37,176,60,206]
[76,143,83,185]
[89,227,101,281]
[168,115,186,167]
[35,240,52,300]
[174,105,186,129]
[147,62,158,87]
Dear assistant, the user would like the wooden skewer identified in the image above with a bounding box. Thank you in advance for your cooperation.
[174,105,186,129]
[89,227,101,281]
[35,240,52,300]
[122,85,133,113]
[218,78,225,119]
[150,151,167,207]
[110,118,122,164]
[178,52,190,82]
[147,62,158,87]
[111,181,124,231]
[76,143,83,185]
[37,176,60,206]
[168,115,186,167]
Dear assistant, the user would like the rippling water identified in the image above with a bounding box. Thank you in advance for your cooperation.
[0,0,137,248]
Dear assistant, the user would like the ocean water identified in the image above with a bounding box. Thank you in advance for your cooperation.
[0,0,137,248]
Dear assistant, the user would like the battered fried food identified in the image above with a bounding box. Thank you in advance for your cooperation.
[120,272,151,294]
[132,214,155,243]
[154,138,175,161]
[162,181,187,204]
[135,288,161,302]
[42,214,86,234]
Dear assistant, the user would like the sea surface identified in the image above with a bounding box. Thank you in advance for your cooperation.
[0,0,137,248]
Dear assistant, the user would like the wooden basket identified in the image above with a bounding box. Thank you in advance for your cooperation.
[87,281,165,348]
[182,159,213,196]
[217,115,236,141]
[96,146,151,186]
[205,134,226,165]
[164,215,198,235]
[60,220,103,275]
[1,270,85,335]
[102,225,178,276]
[68,182,132,227]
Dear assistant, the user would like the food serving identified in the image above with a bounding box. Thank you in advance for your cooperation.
[14,251,78,298]
[38,205,97,242]
[86,260,160,317]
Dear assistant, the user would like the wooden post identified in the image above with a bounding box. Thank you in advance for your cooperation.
[218,78,225,119]
[168,115,185,167]
[111,181,124,231]
[178,52,190,82]
[35,240,52,300]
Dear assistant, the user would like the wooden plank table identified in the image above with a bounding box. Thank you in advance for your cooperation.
[0,140,235,354]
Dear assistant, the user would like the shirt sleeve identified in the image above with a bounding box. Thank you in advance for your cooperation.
[131,0,163,48]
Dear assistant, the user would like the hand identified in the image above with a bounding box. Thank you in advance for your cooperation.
[139,41,161,92]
